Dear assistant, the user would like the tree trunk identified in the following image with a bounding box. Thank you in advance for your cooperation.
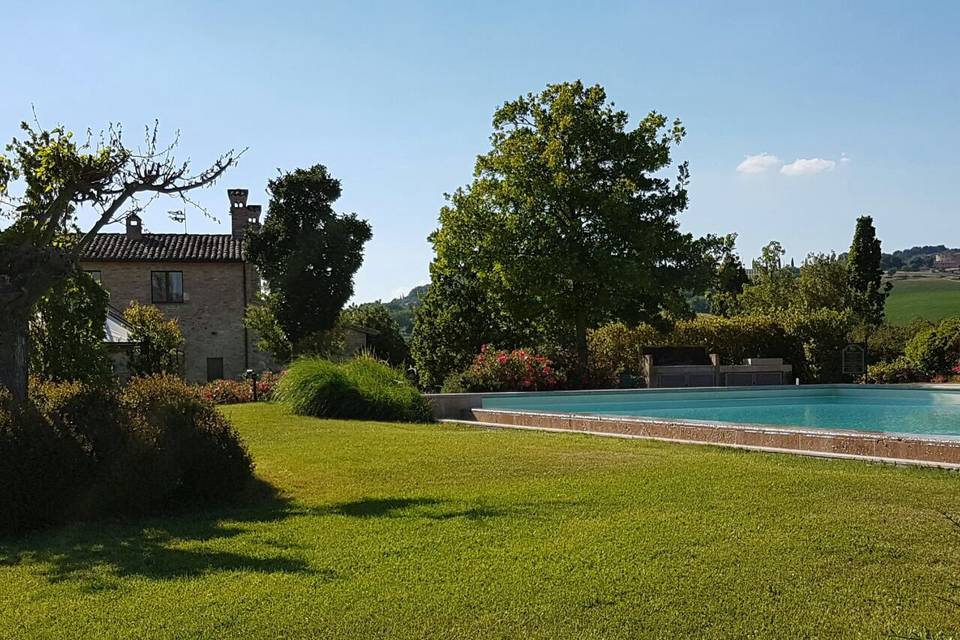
[0,315,29,402]
[575,308,589,373]
[0,241,71,401]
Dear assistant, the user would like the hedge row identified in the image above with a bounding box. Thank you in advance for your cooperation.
[588,310,853,385]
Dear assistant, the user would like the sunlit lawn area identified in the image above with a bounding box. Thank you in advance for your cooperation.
[2,403,959,638]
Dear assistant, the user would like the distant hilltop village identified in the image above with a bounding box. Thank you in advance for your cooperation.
[934,251,960,270]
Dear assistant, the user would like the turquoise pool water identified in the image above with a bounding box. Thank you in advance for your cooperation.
[481,386,960,437]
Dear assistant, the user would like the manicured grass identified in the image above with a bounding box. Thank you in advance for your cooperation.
[2,403,960,638]
[887,277,960,325]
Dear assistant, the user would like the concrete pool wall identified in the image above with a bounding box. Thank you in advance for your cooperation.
[424,385,960,468]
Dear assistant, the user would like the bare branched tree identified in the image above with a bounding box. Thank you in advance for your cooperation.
[0,120,241,399]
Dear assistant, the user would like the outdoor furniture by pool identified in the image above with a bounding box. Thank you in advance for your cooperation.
[641,347,793,388]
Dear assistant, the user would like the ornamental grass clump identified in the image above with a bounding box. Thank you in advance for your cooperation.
[276,355,432,422]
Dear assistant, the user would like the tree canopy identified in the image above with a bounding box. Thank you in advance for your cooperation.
[0,121,238,398]
[847,215,891,334]
[245,164,372,356]
[418,81,716,376]
[29,269,113,383]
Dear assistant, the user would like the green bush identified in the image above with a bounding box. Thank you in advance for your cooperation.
[277,355,433,422]
[0,377,254,534]
[123,375,254,506]
[587,312,852,385]
[867,323,925,365]
[866,357,924,384]
[904,318,960,377]
[0,389,87,532]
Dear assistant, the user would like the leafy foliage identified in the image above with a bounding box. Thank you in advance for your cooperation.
[1,376,253,533]
[276,355,432,422]
[29,269,113,383]
[123,302,184,376]
[847,215,892,333]
[245,165,372,355]
[904,318,960,377]
[446,346,562,393]
[420,81,717,376]
[199,371,283,405]
[865,357,923,384]
[707,235,750,317]
[340,303,409,366]
[587,312,853,384]
[0,121,238,400]
[244,300,293,363]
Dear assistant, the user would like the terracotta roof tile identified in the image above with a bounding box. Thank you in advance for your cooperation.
[81,234,243,262]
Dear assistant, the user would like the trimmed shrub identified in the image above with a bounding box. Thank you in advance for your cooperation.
[451,345,563,392]
[277,355,432,422]
[587,312,852,385]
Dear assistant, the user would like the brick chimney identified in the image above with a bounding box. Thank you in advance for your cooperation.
[126,212,143,241]
[228,188,261,239]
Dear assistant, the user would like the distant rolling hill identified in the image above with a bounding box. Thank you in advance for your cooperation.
[885,276,960,325]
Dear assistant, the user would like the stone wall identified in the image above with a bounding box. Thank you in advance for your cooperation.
[82,259,270,382]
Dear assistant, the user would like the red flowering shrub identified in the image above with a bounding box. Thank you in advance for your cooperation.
[454,345,562,392]
[198,370,284,405]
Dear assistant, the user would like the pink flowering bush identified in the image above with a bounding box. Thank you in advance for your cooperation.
[199,370,284,405]
[453,345,562,392]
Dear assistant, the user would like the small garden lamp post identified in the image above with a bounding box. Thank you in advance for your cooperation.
[245,369,260,402]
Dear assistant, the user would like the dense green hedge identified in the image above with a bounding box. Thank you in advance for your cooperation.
[904,317,960,378]
[588,311,853,385]
[277,355,433,422]
[1,376,253,534]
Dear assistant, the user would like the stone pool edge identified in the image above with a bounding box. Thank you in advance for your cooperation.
[447,408,960,469]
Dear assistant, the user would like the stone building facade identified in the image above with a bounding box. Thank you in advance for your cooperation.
[80,189,271,382]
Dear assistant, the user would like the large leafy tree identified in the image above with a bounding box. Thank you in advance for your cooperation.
[0,122,237,399]
[738,241,797,314]
[245,165,372,356]
[847,215,891,339]
[426,81,715,372]
[707,234,750,317]
[29,269,112,383]
[795,253,853,313]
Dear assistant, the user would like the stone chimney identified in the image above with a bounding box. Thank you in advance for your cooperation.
[228,188,261,239]
[126,212,143,241]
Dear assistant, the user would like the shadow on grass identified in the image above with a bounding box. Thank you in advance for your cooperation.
[0,478,327,590]
[320,496,541,521]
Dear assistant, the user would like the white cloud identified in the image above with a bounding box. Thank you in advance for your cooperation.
[736,153,781,174]
[780,157,837,176]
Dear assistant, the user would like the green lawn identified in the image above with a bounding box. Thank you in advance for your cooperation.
[887,277,960,325]
[2,404,960,639]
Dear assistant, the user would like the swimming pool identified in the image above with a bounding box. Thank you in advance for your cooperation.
[480,386,960,438]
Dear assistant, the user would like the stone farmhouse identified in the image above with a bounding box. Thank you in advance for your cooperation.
[934,251,960,270]
[80,189,271,382]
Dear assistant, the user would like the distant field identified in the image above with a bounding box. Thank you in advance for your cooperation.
[886,276,960,325]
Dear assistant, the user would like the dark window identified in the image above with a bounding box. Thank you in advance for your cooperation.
[151,271,184,303]
[206,357,224,382]
[85,270,102,284]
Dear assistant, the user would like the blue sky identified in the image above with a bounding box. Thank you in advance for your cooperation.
[4,1,958,301]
